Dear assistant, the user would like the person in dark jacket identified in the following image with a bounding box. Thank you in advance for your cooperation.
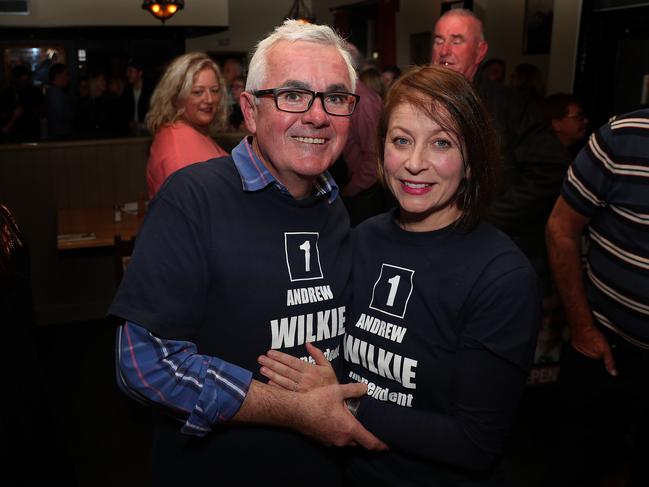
[431,8,571,294]
[0,65,43,142]
[118,58,152,135]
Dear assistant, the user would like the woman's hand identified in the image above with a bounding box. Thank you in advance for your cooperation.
[258,342,339,392]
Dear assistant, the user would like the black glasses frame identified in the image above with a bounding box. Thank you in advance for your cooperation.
[253,87,360,116]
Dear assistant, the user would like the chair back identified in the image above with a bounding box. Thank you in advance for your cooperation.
[114,235,136,284]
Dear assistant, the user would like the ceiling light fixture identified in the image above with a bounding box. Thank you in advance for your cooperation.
[142,0,184,24]
[286,0,315,24]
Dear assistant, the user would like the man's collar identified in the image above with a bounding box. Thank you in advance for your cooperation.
[231,136,339,203]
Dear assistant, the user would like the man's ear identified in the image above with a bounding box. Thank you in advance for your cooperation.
[476,40,489,65]
[241,92,258,134]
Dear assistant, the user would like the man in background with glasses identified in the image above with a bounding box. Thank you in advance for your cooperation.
[542,93,589,157]
[109,20,384,487]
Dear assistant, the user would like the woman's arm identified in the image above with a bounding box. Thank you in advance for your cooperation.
[356,347,527,470]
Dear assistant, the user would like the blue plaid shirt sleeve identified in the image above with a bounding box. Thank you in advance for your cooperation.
[116,321,253,436]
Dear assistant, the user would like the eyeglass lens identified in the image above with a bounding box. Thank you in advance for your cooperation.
[566,112,585,121]
[276,90,356,115]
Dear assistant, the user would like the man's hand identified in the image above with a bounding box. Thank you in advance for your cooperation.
[255,345,387,449]
[571,325,617,376]
[258,342,338,392]
[234,379,388,451]
[295,382,388,450]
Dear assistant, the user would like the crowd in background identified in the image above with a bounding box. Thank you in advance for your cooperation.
[0,49,588,153]
[0,55,248,143]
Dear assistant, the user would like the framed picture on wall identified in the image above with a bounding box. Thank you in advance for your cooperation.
[523,0,554,54]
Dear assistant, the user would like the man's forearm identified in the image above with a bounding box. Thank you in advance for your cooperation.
[117,322,252,436]
[234,379,297,425]
[546,205,593,333]
[546,197,617,373]
[118,324,384,449]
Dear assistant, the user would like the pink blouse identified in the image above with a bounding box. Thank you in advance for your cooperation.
[146,122,228,198]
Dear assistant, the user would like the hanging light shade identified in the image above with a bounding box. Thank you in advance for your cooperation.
[142,0,184,23]
[286,0,315,24]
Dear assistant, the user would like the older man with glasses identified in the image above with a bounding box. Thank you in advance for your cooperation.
[109,20,384,487]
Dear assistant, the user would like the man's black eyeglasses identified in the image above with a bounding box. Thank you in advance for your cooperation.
[253,87,360,116]
[564,112,586,122]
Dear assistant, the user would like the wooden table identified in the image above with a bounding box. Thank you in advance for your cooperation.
[57,207,145,251]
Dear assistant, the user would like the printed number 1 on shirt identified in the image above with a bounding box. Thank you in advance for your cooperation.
[387,275,401,307]
[299,240,311,272]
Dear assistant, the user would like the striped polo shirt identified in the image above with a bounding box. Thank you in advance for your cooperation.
[562,109,649,347]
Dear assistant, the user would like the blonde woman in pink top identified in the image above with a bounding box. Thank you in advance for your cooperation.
[145,53,229,198]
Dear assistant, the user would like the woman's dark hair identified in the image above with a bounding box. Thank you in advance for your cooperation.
[376,65,499,231]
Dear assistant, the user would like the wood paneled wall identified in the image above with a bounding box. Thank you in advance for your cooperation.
[0,133,243,325]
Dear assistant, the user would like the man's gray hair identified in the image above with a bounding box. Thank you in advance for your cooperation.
[246,19,357,95]
[438,8,485,42]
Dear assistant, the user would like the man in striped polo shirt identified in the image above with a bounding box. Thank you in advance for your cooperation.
[545,109,649,486]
